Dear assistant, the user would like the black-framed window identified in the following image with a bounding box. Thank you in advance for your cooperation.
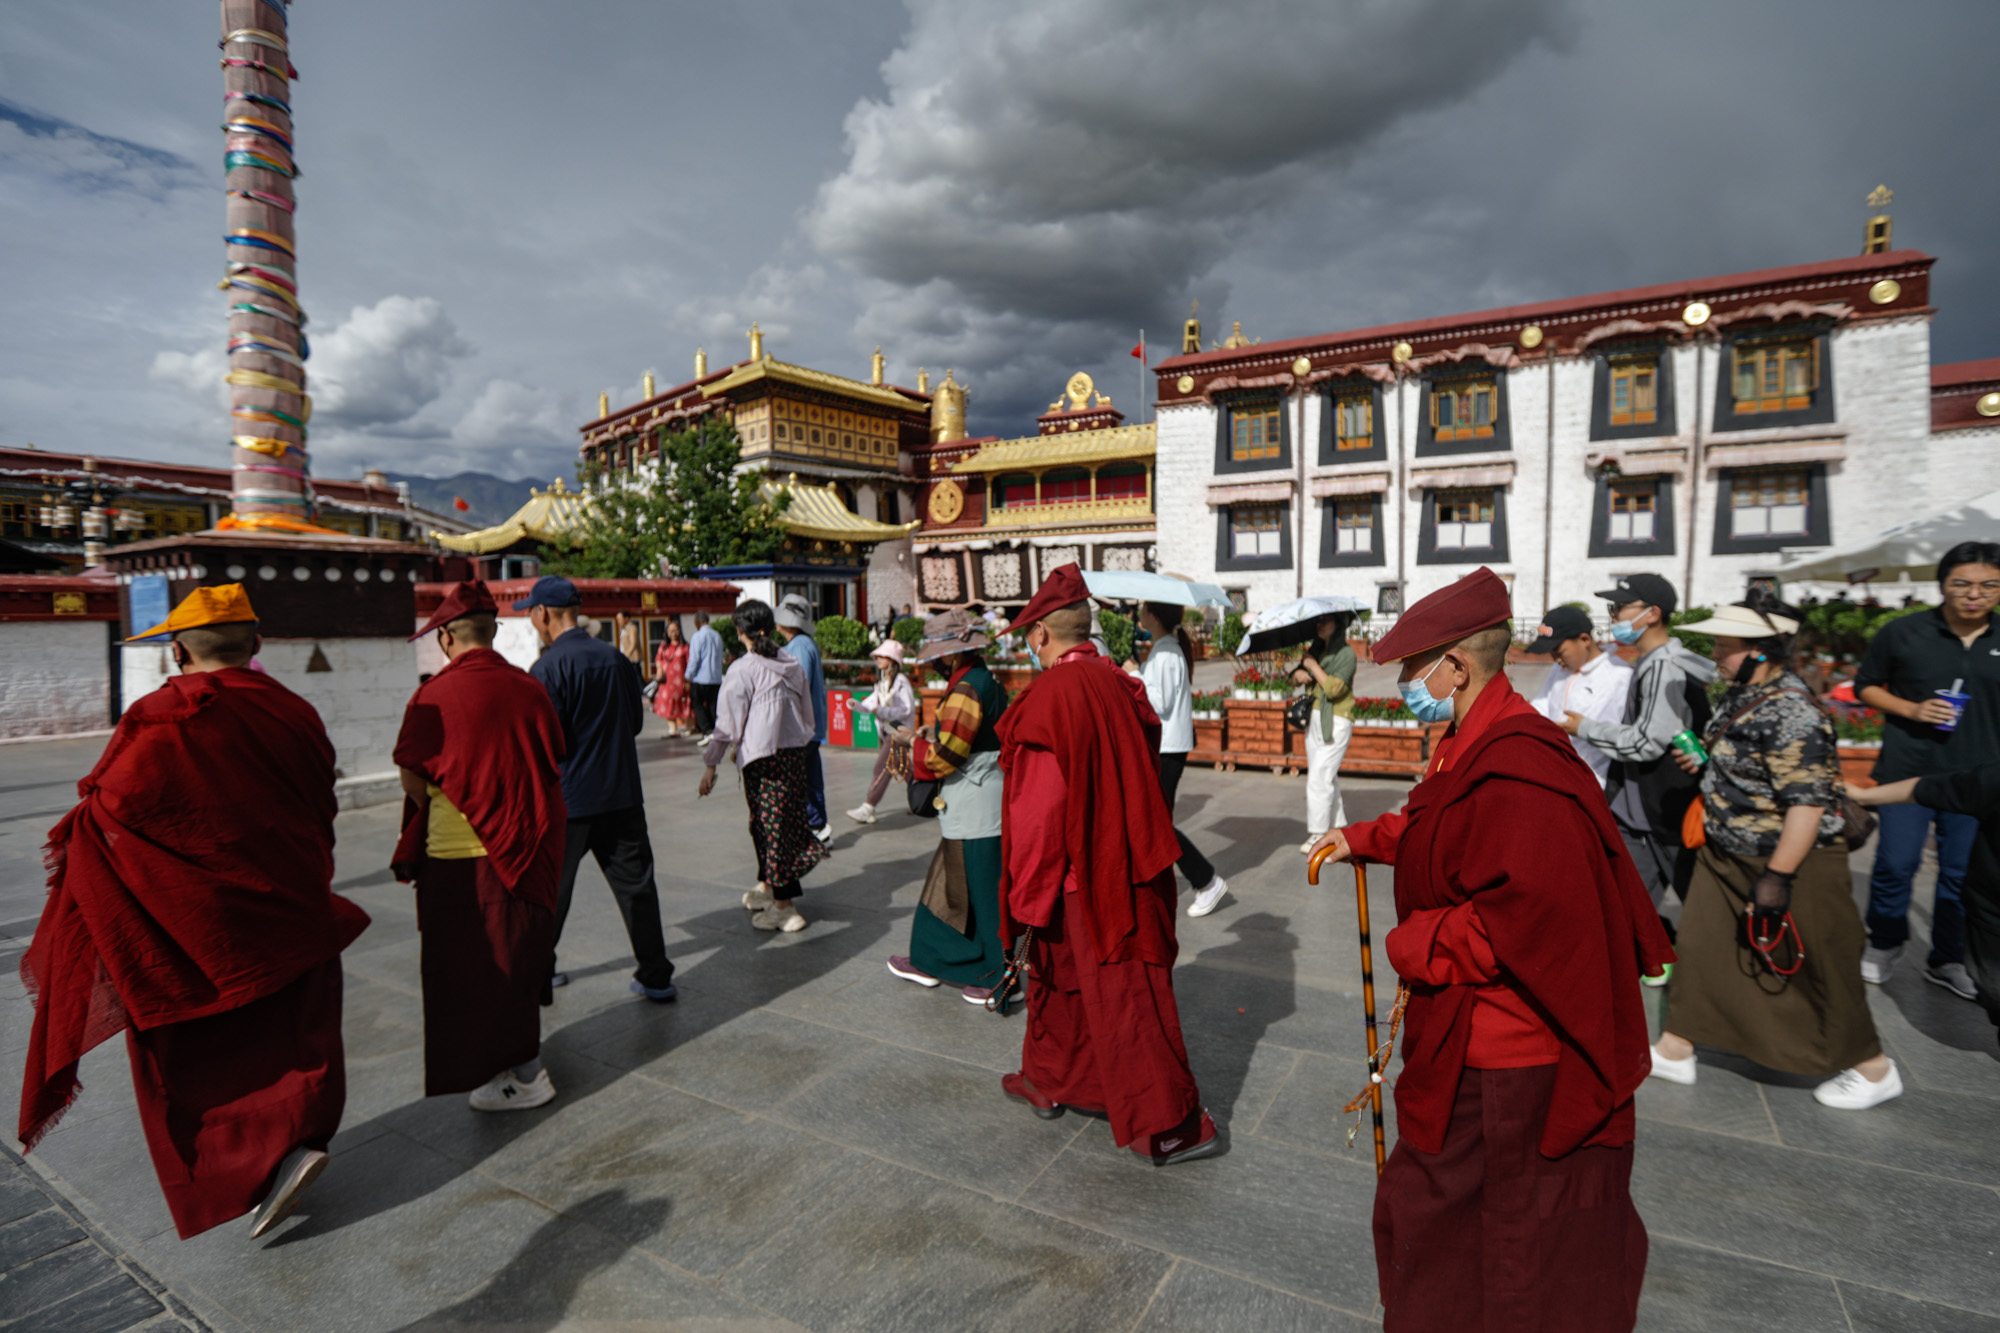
[1587,474,1676,558]
[1417,369,1512,456]
[1320,493,1385,568]
[1215,500,1293,571]
[1213,395,1292,474]
[1317,382,1386,464]
[1590,346,1677,441]
[1416,486,1511,564]
[1711,464,1831,555]
[1713,327,1836,431]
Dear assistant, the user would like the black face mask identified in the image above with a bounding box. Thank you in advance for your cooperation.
[1734,650,1768,685]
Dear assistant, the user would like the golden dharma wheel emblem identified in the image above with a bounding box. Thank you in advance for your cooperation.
[1291,357,1312,377]
[1682,302,1712,326]
[1519,325,1544,349]
[1391,342,1413,362]
[1176,374,1195,394]
[1977,392,2000,419]
[1869,279,1902,305]
[1065,371,1095,410]
[927,478,965,524]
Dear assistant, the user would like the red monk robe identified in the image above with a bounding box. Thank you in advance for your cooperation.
[19,668,368,1238]
[997,643,1213,1160]
[392,645,567,1095]
[1342,675,1671,1332]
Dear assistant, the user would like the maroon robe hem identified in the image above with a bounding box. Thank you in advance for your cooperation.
[416,857,554,1096]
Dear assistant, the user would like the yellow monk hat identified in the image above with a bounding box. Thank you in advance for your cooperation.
[127,583,258,642]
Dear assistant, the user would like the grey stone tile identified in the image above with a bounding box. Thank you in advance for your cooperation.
[0,1168,49,1226]
[1633,1063,1780,1144]
[1633,1120,2000,1315]
[396,1205,806,1332]
[1251,1049,1400,1164]
[0,1235,131,1322]
[1133,1262,1379,1332]
[30,1102,178,1244]
[1763,1083,2000,1187]
[1867,988,2000,1103]
[23,1269,167,1333]
[500,1109,869,1280]
[765,1042,1088,1197]
[0,1205,86,1270]
[338,973,427,1063]
[724,1158,1172,1333]
[756,962,1031,1074]
[1021,1118,1380,1311]
[1840,1281,2000,1333]
[586,1006,879,1112]
[1635,1237,1846,1333]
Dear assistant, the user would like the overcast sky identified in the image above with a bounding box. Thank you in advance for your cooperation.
[2,0,1994,485]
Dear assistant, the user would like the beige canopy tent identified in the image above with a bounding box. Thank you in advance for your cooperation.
[1778,488,2000,584]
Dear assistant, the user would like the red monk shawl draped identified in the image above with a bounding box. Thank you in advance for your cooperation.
[1389,682,1673,1157]
[997,648,1181,964]
[392,646,566,904]
[19,669,368,1148]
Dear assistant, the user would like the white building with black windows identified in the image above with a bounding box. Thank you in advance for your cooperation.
[1151,246,1993,628]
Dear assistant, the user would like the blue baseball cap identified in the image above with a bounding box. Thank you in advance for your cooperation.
[513,575,580,611]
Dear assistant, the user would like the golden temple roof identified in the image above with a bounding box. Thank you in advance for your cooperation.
[763,476,920,543]
[702,357,922,413]
[949,421,1155,475]
[433,479,590,554]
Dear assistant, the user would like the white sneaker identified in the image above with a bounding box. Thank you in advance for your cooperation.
[469,1068,558,1112]
[1299,837,1321,856]
[1860,944,1902,985]
[813,825,833,845]
[1648,1043,1697,1085]
[248,1146,327,1239]
[1924,961,1979,1001]
[1187,875,1229,918]
[846,804,878,825]
[1813,1059,1903,1110]
[752,904,808,933]
[743,884,774,911]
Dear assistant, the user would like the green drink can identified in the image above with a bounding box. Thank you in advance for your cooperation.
[1670,729,1709,765]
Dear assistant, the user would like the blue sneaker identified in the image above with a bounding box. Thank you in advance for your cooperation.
[630,980,678,1003]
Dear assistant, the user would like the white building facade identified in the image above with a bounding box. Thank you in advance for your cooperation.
[1153,250,1984,627]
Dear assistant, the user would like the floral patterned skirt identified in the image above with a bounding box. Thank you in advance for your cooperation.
[743,745,827,895]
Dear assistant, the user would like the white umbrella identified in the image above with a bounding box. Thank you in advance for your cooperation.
[1235,595,1368,656]
[1081,569,1233,608]
[1777,488,2000,584]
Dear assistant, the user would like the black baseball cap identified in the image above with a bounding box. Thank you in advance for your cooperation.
[512,575,580,611]
[1594,573,1677,618]
[1527,604,1596,655]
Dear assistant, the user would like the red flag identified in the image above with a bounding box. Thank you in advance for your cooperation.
[1129,342,1146,361]
[453,496,469,511]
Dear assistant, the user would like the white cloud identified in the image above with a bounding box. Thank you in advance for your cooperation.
[147,344,228,409]
[452,378,569,452]
[309,295,473,429]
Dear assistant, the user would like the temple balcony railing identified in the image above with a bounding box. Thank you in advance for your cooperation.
[979,495,1154,530]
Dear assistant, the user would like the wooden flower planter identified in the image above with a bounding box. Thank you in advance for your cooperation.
[1340,721,1448,777]
[1215,698,1299,773]
[1190,715,1227,764]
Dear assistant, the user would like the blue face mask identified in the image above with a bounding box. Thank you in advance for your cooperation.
[1399,656,1458,724]
[1608,608,1650,645]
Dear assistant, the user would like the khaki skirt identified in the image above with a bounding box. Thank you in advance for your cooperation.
[1667,843,1880,1079]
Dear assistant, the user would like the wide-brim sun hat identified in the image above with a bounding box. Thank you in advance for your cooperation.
[1676,604,1800,639]
[916,608,989,663]
[871,639,906,665]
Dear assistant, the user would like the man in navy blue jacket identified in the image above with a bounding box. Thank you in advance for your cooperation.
[520,577,677,1001]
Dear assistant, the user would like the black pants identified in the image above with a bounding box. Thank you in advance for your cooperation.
[1157,752,1217,891]
[690,681,720,734]
[553,804,675,990]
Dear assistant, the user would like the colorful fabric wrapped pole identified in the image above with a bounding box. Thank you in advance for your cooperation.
[225,228,295,256]
[227,187,295,212]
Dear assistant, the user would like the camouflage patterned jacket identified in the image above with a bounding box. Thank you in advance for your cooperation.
[1699,670,1845,859]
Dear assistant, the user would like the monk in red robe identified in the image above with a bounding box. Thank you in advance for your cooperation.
[18,584,369,1240]
[1315,568,1672,1332]
[995,563,1218,1165]
[394,582,568,1112]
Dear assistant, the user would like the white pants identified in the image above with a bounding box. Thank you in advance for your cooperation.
[1305,715,1353,838]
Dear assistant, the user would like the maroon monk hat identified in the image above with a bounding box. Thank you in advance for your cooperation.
[1370,567,1513,664]
[410,580,499,642]
[1006,562,1092,635]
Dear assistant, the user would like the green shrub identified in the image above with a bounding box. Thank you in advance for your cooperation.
[1099,609,1135,665]
[717,620,744,660]
[1670,607,1715,659]
[816,614,869,661]
[1215,610,1247,657]
[892,615,924,656]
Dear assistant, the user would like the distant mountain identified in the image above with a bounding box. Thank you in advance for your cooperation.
[386,472,546,526]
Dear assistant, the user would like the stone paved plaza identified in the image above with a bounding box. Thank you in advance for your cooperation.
[2,723,1997,1332]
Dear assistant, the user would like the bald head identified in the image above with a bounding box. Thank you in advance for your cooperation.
[1452,624,1512,678]
[1025,599,1092,668]
[437,612,497,660]
[174,621,259,670]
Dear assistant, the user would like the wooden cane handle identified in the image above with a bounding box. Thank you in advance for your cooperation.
[1308,841,1346,884]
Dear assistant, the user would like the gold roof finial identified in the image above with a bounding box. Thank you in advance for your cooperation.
[597,391,609,418]
[695,347,707,378]
[871,346,885,386]
[917,367,930,394]
[642,371,655,399]
[749,322,764,361]
[1867,184,1894,208]
[1182,299,1202,354]
[1863,185,1894,255]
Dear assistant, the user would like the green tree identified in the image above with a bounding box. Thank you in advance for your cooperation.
[1098,609,1135,665]
[892,615,924,656]
[1215,610,1247,657]
[817,614,869,660]
[540,417,788,579]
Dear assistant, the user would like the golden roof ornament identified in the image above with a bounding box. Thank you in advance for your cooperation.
[871,346,885,387]
[1065,371,1095,410]
[598,391,609,417]
[642,372,655,399]
[749,322,764,361]
[1867,184,1894,208]
[917,367,930,394]
[1220,320,1253,349]
[1182,298,1202,355]
[1863,184,1894,254]
[695,347,707,378]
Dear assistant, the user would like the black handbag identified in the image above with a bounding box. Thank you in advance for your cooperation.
[908,775,941,819]
[1284,693,1315,731]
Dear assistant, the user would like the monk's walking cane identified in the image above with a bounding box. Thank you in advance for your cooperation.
[1309,846,1392,1176]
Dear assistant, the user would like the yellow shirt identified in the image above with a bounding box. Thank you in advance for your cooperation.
[426,784,488,859]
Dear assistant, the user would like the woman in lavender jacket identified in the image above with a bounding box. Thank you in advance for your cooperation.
[698,600,826,933]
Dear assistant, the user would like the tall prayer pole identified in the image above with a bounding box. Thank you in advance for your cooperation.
[219,0,313,528]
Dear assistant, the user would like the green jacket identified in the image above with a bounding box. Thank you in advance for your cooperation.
[1310,643,1357,739]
